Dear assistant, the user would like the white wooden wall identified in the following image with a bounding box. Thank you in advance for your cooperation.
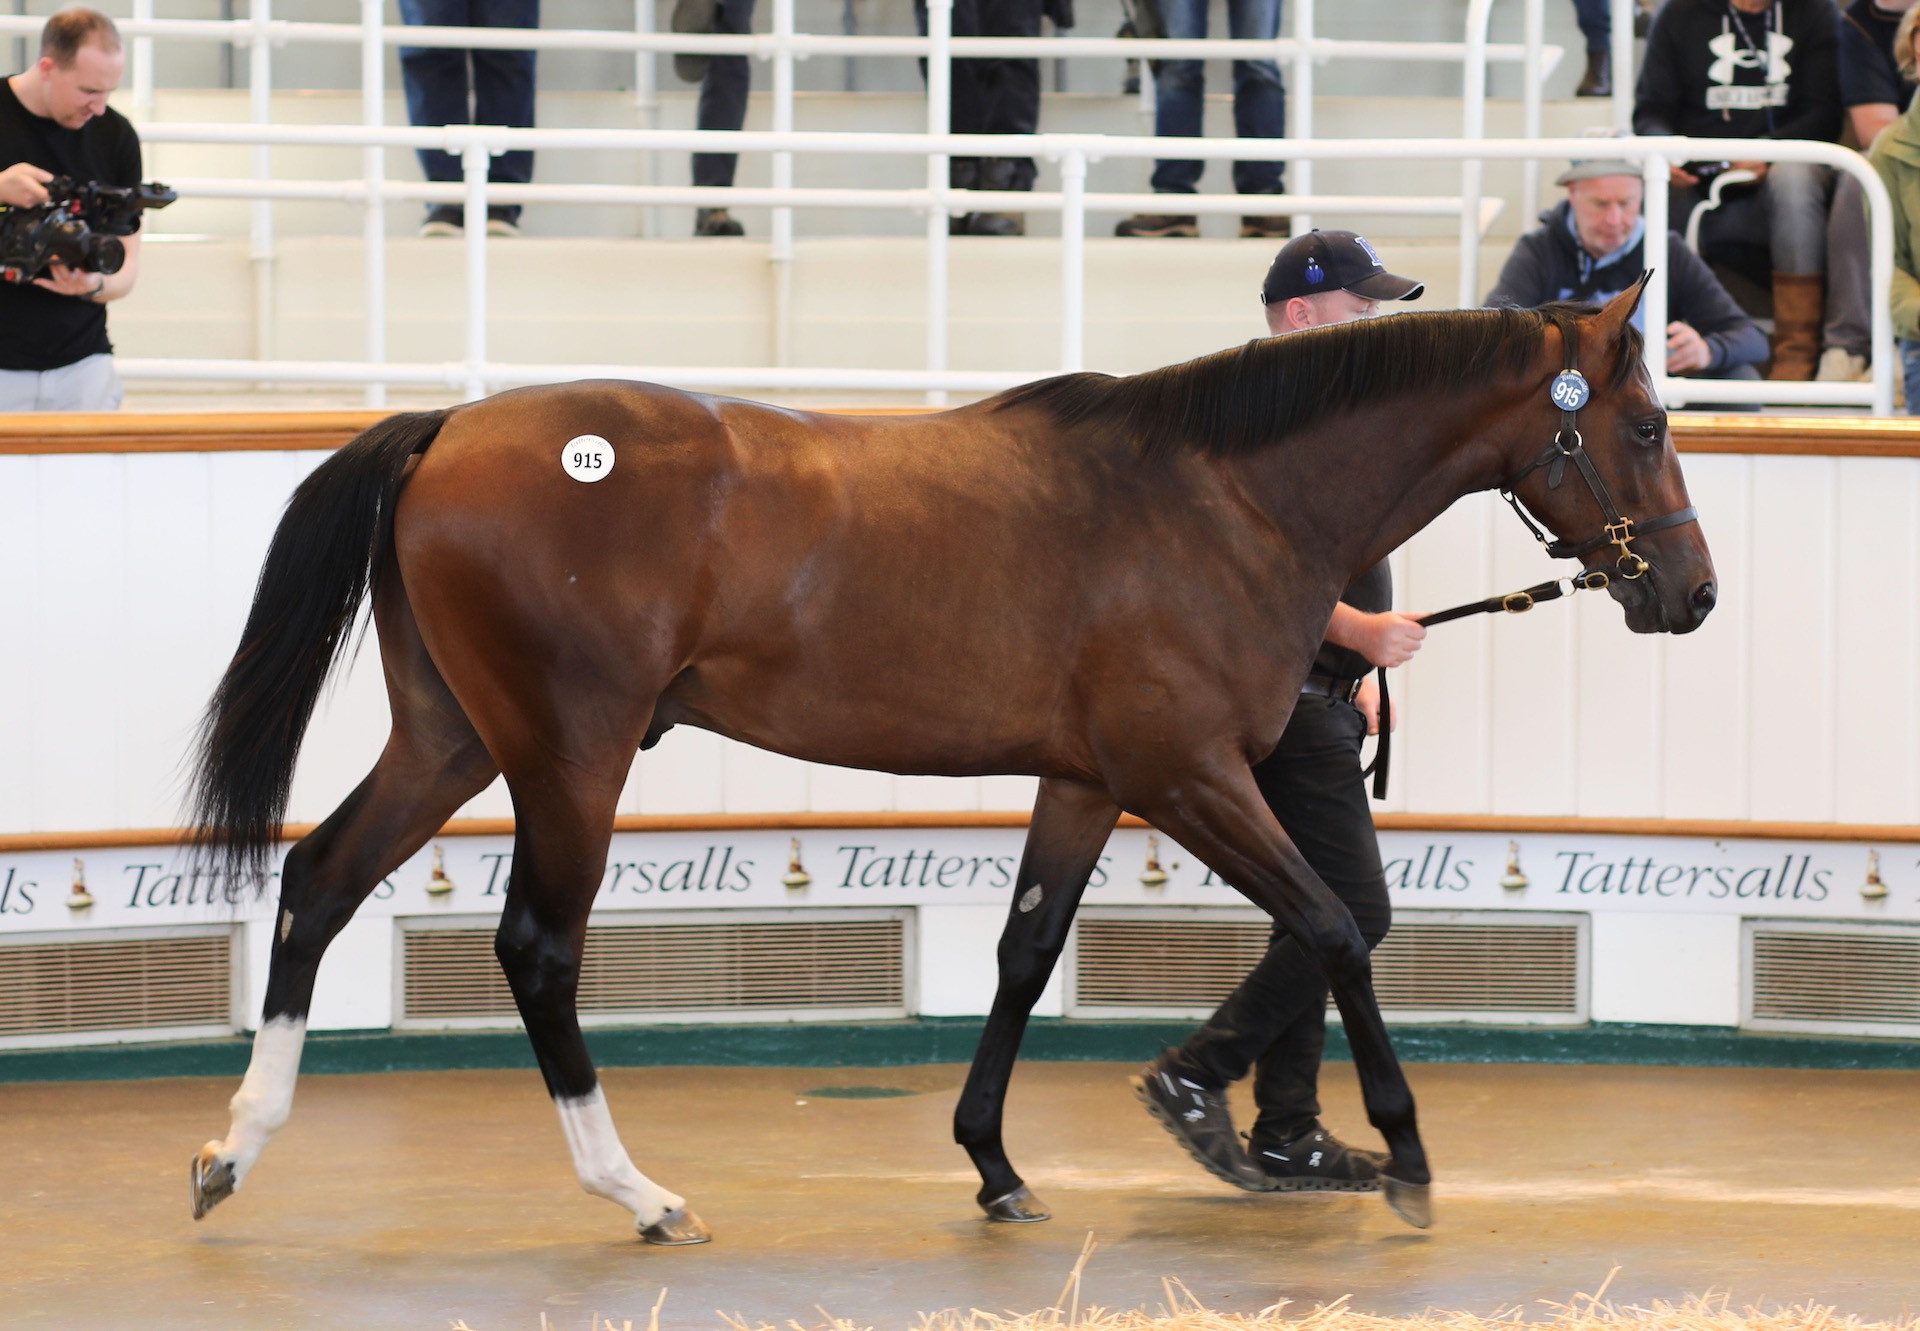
[3,448,1917,835]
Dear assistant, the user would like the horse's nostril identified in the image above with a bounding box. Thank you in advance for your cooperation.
[1691,581,1717,616]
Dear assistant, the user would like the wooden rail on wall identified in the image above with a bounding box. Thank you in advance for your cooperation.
[7,409,1920,458]
[4,811,1919,854]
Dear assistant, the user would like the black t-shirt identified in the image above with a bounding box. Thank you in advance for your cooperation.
[1313,558,1392,682]
[0,75,142,371]
[1838,0,1914,112]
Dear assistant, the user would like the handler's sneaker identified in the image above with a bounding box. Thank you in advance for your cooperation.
[1132,1052,1265,1190]
[1250,1122,1386,1193]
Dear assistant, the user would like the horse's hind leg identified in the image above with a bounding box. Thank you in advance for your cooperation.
[1134,760,1433,1229]
[954,778,1118,1222]
[490,758,708,1245]
[191,581,498,1220]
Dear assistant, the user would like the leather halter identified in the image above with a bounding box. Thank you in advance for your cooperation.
[1495,322,1699,582]
[1364,322,1702,801]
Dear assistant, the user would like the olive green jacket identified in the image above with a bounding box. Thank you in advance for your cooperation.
[1869,93,1920,342]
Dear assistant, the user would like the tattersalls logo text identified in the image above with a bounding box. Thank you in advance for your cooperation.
[1553,850,1830,901]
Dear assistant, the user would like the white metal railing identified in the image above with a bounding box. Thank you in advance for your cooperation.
[1,0,1569,402]
[118,125,1897,416]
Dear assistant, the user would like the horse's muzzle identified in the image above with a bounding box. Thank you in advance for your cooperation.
[1673,578,1717,634]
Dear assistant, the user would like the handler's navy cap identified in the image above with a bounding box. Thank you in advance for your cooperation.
[1260,229,1425,305]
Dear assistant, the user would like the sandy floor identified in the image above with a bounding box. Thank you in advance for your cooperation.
[4,1060,1916,1329]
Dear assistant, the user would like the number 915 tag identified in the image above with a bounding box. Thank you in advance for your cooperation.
[562,434,614,483]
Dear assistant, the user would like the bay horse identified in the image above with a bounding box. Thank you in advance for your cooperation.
[184,276,1714,1244]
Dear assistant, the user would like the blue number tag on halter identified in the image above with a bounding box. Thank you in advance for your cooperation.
[1549,370,1590,412]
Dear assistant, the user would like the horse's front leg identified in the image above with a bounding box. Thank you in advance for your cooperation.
[954,778,1119,1222]
[1137,761,1433,1229]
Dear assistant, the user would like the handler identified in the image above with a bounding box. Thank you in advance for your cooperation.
[1136,229,1429,1194]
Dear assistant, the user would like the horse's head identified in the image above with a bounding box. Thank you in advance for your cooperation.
[1499,276,1717,635]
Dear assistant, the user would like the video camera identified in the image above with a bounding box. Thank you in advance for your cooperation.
[0,176,176,286]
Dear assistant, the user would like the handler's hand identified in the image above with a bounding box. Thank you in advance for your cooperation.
[1665,321,1712,374]
[32,259,102,301]
[1355,674,1396,736]
[1357,610,1426,669]
[0,162,52,207]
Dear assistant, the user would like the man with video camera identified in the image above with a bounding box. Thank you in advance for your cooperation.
[0,8,143,412]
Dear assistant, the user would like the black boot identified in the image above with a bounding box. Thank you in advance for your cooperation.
[964,158,1028,237]
[694,207,744,237]
[1575,48,1610,97]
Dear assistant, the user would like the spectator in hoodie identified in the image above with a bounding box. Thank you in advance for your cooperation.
[1821,0,1919,381]
[1867,1,1920,411]
[1634,0,1843,380]
[1486,154,1770,381]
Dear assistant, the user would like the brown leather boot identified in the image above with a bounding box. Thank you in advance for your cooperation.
[1767,273,1825,381]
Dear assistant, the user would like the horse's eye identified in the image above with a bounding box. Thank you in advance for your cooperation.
[1634,420,1663,445]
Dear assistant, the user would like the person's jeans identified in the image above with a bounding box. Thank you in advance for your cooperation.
[1571,0,1609,52]
[914,0,1042,191]
[1671,162,1834,276]
[1150,0,1285,197]
[1900,339,1920,414]
[1163,694,1391,1151]
[693,0,758,190]
[399,0,538,214]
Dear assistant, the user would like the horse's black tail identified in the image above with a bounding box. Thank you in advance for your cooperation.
[186,408,451,895]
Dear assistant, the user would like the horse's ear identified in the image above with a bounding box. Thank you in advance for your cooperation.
[1593,271,1654,339]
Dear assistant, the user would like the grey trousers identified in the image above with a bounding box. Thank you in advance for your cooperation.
[0,353,125,412]
[1824,170,1871,358]
[1674,161,1834,275]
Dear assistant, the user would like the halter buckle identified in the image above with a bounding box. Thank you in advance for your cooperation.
[1501,591,1535,614]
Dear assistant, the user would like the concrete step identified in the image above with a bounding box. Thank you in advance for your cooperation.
[117,231,1512,411]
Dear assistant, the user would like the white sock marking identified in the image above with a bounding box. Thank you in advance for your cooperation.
[207,1015,307,1186]
[554,1087,683,1228]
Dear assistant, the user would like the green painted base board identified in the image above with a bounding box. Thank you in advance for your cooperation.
[4,1018,1919,1084]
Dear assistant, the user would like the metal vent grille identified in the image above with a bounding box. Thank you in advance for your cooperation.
[1069,909,1584,1022]
[400,912,909,1026]
[0,929,235,1045]
[1748,923,1920,1036]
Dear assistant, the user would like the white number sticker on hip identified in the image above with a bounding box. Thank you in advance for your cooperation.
[563,435,614,482]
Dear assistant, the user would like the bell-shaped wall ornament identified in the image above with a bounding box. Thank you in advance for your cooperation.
[66,856,94,911]
[1499,840,1529,891]
[782,837,812,889]
[1861,849,1888,901]
[425,844,455,896]
[1139,834,1170,888]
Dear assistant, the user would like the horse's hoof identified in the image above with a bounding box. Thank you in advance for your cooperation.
[1382,1175,1433,1230]
[640,1205,712,1246]
[981,1184,1050,1223]
[190,1148,237,1221]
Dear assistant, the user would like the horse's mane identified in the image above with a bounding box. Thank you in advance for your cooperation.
[990,302,1643,462]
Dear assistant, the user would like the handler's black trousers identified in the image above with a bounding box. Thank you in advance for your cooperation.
[1164,693,1392,1151]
